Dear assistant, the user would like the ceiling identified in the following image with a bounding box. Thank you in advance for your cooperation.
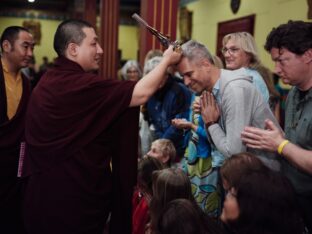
[0,0,140,12]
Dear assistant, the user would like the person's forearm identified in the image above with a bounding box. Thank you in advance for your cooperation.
[130,58,171,107]
[208,124,245,158]
[281,142,312,174]
[190,123,198,132]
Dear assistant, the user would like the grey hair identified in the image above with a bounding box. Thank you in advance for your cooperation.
[181,40,215,65]
[121,60,142,80]
[143,56,163,75]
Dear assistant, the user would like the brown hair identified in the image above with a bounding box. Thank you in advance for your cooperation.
[149,168,193,232]
[220,152,269,189]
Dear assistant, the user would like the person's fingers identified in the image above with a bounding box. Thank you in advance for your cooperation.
[264,119,278,131]
[241,129,261,141]
[245,142,262,149]
[243,126,266,136]
[201,91,208,108]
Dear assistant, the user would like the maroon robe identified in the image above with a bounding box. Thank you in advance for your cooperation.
[0,59,30,233]
[22,57,139,234]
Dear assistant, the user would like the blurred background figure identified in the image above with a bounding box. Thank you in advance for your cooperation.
[121,59,142,81]
[144,49,163,64]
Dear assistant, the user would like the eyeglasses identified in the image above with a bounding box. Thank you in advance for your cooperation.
[127,69,139,74]
[221,47,240,55]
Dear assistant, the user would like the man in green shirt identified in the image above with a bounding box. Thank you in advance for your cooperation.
[241,20,312,232]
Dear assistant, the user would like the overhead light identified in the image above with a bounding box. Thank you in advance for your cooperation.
[28,0,35,2]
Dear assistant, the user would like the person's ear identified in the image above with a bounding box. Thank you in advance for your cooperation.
[161,154,170,164]
[67,43,79,57]
[201,58,212,68]
[2,40,12,52]
[303,48,312,64]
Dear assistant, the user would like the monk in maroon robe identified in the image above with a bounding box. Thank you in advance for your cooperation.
[21,19,181,234]
[0,26,34,233]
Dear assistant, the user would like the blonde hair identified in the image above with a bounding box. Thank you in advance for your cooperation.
[152,139,176,166]
[222,32,279,98]
[144,49,163,64]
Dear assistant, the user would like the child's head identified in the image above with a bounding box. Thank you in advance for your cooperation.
[149,168,193,232]
[152,168,192,204]
[158,199,203,234]
[220,152,269,191]
[147,139,176,167]
[137,156,164,194]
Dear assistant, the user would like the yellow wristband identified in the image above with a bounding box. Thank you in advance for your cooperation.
[277,140,289,155]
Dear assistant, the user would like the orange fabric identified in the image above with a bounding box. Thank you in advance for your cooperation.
[1,58,23,119]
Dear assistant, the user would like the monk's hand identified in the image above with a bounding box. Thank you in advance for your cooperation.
[200,91,219,127]
[163,45,182,66]
[241,119,285,152]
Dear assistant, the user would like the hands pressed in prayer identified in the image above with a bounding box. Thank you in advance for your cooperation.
[200,91,220,127]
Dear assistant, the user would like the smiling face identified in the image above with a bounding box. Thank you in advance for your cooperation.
[4,30,35,70]
[126,66,140,81]
[223,38,251,70]
[177,57,211,94]
[75,27,103,72]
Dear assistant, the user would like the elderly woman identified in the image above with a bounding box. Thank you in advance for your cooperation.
[121,60,142,81]
[222,32,280,121]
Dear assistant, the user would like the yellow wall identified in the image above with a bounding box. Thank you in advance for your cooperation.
[1,0,309,67]
[0,16,139,66]
[0,17,60,66]
[118,25,139,60]
[180,0,310,70]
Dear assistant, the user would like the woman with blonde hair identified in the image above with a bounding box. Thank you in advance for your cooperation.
[222,32,280,121]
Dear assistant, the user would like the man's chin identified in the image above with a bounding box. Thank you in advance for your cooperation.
[21,62,29,68]
[281,78,291,85]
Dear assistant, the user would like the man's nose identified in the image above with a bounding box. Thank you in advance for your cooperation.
[274,63,282,75]
[184,76,191,86]
[97,44,103,54]
[27,47,34,56]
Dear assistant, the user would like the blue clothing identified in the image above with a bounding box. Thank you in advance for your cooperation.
[211,80,225,168]
[244,68,270,102]
[147,77,193,158]
[182,95,220,217]
[196,116,210,158]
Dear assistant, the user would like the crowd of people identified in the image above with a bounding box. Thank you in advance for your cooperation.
[0,17,311,234]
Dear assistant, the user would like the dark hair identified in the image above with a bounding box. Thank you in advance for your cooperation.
[0,26,30,51]
[265,20,312,55]
[53,19,93,56]
[220,152,269,190]
[230,171,304,234]
[158,198,223,234]
[137,156,164,195]
[149,168,193,232]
